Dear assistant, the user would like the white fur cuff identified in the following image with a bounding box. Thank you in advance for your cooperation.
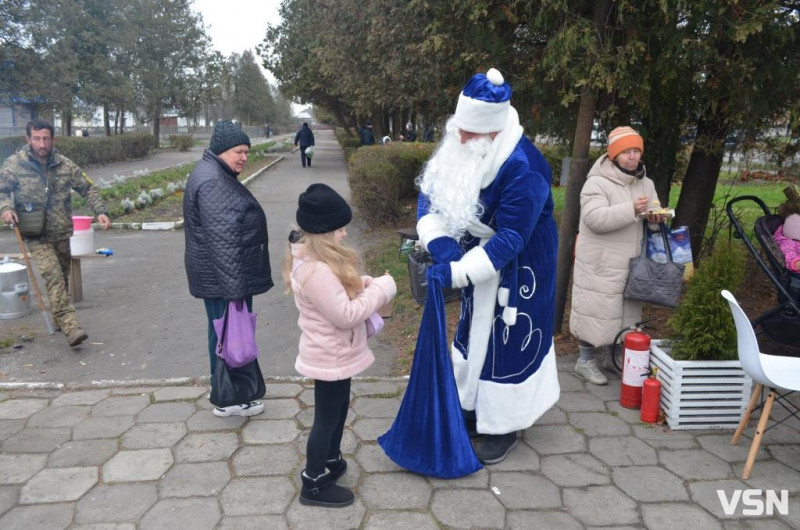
[452,246,496,288]
[416,214,449,250]
[450,261,469,288]
[502,306,517,326]
[497,287,510,307]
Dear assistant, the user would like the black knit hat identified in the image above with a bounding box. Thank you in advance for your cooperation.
[296,183,353,234]
[209,121,251,155]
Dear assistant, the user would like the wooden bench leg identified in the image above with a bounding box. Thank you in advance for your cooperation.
[70,258,83,303]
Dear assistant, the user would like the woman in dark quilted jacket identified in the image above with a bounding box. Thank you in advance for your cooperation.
[183,121,274,417]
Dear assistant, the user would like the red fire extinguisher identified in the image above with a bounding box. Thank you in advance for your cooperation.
[619,327,650,409]
[641,367,661,423]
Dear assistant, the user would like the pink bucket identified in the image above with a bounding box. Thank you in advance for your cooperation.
[72,216,93,231]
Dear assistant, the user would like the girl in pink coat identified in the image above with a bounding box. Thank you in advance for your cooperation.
[283,183,396,508]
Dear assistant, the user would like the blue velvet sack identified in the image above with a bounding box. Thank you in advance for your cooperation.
[378,266,482,478]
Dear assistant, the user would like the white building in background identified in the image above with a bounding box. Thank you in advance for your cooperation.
[293,106,314,125]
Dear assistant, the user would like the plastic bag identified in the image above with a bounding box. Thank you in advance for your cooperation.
[366,312,384,337]
[646,225,694,280]
[407,248,460,305]
[213,300,259,368]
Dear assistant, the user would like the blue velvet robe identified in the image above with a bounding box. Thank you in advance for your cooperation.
[418,135,560,434]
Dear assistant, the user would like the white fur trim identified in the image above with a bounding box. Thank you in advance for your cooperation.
[450,261,469,288]
[475,345,560,434]
[466,218,497,239]
[481,107,524,189]
[452,93,510,134]
[497,287,509,307]
[416,213,449,250]
[451,246,496,287]
[452,264,502,409]
[502,306,517,326]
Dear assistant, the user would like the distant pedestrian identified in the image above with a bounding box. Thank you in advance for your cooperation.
[183,120,273,417]
[359,120,375,146]
[294,123,315,168]
[422,124,435,143]
[283,183,396,507]
[401,122,416,142]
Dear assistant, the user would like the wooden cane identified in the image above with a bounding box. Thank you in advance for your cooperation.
[12,223,55,335]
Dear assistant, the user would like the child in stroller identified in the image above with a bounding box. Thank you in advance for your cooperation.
[727,191,800,357]
[773,187,800,273]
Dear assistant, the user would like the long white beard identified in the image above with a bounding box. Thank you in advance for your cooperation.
[418,119,493,238]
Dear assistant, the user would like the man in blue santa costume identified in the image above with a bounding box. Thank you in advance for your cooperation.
[416,68,560,464]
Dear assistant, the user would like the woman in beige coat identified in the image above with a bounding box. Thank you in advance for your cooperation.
[570,127,666,385]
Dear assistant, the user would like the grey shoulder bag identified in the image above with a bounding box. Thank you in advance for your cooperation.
[623,221,685,308]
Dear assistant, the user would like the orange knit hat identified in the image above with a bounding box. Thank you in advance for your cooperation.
[607,126,644,161]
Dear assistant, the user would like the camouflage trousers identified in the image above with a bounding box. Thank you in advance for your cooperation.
[26,238,80,333]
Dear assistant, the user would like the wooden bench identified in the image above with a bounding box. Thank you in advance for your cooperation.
[2,252,108,303]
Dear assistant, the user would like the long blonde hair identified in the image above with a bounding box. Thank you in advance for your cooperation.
[282,228,363,299]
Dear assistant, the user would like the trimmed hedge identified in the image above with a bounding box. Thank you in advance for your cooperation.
[348,142,434,226]
[335,128,363,160]
[0,137,24,162]
[0,133,154,167]
[169,135,194,152]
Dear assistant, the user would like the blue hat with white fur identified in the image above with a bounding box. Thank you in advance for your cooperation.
[452,68,511,134]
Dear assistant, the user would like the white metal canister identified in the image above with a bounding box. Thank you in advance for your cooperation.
[0,259,32,320]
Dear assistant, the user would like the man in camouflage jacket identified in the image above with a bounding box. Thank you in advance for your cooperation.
[0,120,111,347]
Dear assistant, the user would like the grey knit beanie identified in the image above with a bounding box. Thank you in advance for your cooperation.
[210,121,251,155]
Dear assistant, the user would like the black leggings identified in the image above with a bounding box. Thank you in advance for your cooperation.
[306,378,351,477]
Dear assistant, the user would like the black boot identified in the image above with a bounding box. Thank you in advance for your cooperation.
[325,453,348,482]
[300,469,354,508]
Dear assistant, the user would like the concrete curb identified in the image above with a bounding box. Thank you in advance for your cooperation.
[0,374,409,391]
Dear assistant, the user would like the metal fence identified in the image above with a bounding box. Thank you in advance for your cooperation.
[0,125,273,141]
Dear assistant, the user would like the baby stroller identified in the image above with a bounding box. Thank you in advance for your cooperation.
[726,195,800,356]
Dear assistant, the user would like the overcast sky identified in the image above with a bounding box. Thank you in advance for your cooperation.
[192,0,281,77]
[192,0,309,112]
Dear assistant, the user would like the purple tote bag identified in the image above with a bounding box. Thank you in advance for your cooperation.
[213,300,259,368]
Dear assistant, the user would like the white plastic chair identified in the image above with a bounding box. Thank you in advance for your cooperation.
[721,290,800,479]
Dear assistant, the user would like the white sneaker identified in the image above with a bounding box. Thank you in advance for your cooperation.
[213,401,264,417]
[575,359,608,386]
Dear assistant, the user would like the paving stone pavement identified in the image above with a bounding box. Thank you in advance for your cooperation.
[1,355,799,529]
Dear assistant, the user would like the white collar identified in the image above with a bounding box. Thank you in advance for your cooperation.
[480,106,524,189]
